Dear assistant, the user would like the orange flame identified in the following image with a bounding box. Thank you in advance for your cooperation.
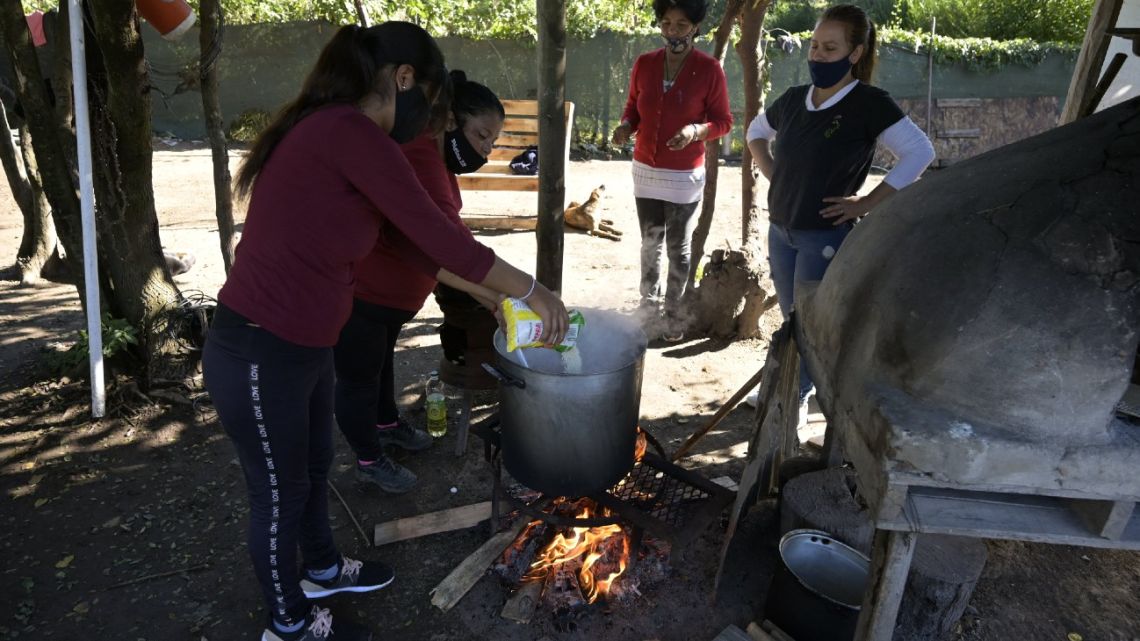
[634,427,647,462]
[529,502,631,603]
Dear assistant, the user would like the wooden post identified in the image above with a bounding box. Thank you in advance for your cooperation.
[1060,0,1123,124]
[855,529,918,641]
[535,0,567,291]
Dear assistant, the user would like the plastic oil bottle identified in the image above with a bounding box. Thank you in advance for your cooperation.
[425,370,448,438]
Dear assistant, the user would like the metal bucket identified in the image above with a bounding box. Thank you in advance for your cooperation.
[765,529,870,641]
[488,308,647,497]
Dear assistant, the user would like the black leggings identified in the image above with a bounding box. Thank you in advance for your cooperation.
[202,304,340,627]
[332,298,417,461]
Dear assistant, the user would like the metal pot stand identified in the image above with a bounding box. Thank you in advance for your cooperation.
[469,414,735,554]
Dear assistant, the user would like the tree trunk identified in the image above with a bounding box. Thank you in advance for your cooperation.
[686,0,743,289]
[351,0,371,27]
[535,0,567,292]
[737,1,769,248]
[681,0,777,340]
[199,0,234,274]
[86,0,180,383]
[6,115,57,286]
[0,0,84,292]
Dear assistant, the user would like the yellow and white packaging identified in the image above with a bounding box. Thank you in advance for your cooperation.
[501,297,585,352]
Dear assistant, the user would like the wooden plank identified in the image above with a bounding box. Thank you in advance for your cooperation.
[745,622,777,641]
[712,624,753,641]
[881,486,1140,550]
[430,503,546,612]
[374,501,491,547]
[488,147,531,161]
[460,215,538,231]
[500,579,543,623]
[495,131,540,148]
[936,98,982,108]
[501,99,540,115]
[502,117,539,133]
[759,620,796,641]
[936,128,981,138]
[1060,0,1124,123]
[854,530,917,641]
[470,163,516,175]
[456,175,539,191]
[715,326,792,594]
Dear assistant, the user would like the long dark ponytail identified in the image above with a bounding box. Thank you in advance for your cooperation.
[235,21,448,198]
[820,4,878,83]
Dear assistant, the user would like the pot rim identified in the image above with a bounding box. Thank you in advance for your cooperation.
[493,330,647,378]
[778,529,870,611]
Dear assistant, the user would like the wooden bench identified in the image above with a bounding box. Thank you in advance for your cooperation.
[456,99,575,194]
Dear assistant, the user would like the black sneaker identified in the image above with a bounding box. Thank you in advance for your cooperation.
[261,606,372,641]
[300,556,395,599]
[354,453,417,493]
[375,417,433,451]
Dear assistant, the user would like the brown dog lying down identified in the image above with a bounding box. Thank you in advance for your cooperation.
[564,185,622,241]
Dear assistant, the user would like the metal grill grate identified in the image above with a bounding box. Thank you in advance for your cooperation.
[607,457,715,529]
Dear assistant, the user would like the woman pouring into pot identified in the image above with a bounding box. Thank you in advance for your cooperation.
[202,23,567,640]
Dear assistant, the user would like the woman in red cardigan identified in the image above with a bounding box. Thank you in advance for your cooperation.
[613,0,732,341]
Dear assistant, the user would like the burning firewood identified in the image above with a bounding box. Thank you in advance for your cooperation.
[493,520,551,585]
[543,560,587,612]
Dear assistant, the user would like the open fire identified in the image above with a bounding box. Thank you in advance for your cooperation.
[485,425,729,624]
[527,500,630,603]
[495,495,672,619]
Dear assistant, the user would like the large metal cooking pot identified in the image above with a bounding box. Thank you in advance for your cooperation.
[488,308,647,497]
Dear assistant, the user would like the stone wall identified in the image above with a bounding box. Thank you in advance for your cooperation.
[874,96,1063,169]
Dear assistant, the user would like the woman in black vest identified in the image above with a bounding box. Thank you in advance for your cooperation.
[746,3,934,406]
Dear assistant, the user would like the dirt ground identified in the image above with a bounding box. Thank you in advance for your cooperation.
[1,149,1138,641]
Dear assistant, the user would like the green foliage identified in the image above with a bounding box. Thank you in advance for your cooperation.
[767,0,896,34]
[227,108,271,142]
[46,313,139,377]
[747,0,1093,44]
[878,27,1081,70]
[889,0,1093,44]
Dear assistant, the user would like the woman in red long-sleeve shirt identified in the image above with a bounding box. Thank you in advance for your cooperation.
[332,71,505,494]
[202,24,566,641]
[613,0,732,341]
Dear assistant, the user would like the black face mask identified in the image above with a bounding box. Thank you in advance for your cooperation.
[389,85,430,144]
[443,127,487,174]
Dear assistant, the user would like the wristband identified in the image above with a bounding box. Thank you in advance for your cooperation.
[520,275,537,301]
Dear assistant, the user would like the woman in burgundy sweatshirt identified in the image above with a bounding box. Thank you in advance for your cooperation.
[201,23,566,641]
[332,71,506,494]
[613,0,732,341]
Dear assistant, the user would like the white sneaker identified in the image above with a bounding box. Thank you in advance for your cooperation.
[743,388,760,408]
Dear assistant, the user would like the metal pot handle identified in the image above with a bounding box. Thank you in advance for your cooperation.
[481,362,526,389]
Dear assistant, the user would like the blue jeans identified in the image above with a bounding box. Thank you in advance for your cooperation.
[767,223,853,399]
